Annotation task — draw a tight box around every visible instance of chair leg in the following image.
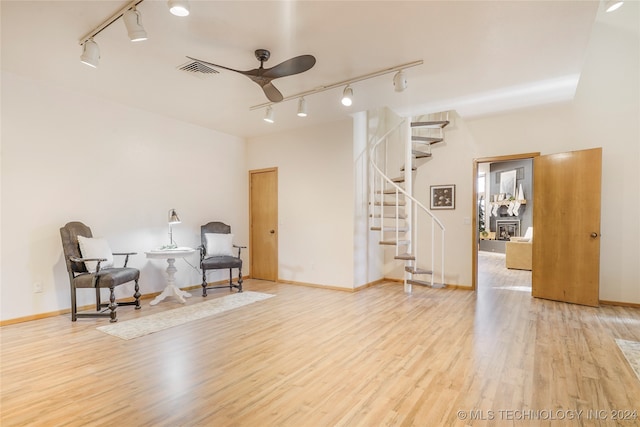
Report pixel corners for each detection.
[228,269,233,290]
[202,270,208,297]
[71,286,78,322]
[108,287,117,323]
[133,279,141,309]
[237,266,243,293]
[95,287,101,311]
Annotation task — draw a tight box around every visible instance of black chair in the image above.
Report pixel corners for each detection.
[199,222,245,296]
[60,221,141,322]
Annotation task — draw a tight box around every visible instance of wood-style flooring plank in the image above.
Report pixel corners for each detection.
[1,252,639,426]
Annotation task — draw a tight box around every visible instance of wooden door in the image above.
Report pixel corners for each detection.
[249,168,278,281]
[532,148,602,306]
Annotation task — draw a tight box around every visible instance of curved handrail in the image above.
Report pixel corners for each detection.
[370,120,446,230]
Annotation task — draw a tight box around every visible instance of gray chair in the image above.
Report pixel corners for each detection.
[199,222,245,296]
[60,221,141,322]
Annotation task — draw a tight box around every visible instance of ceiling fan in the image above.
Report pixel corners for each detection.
[187,49,316,103]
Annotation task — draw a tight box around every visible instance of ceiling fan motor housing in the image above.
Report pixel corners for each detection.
[255,49,271,63]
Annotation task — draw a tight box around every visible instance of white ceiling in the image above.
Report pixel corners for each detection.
[1,0,603,138]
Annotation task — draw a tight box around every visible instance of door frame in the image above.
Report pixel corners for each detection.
[249,167,278,281]
[471,152,540,290]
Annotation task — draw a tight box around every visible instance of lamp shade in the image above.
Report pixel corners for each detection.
[123,7,148,41]
[168,209,181,224]
[168,0,190,16]
[80,39,100,68]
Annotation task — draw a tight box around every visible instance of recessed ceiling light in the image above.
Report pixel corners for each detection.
[605,0,623,12]
[168,0,190,17]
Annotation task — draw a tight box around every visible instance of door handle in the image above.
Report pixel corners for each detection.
[590,232,598,238]
[270,229,275,234]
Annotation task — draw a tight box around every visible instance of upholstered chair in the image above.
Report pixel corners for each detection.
[199,222,245,296]
[505,227,533,270]
[60,221,141,322]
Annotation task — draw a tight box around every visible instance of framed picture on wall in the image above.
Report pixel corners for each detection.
[499,170,517,197]
[430,185,456,209]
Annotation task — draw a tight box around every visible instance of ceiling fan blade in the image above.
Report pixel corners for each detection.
[262,55,316,79]
[262,82,284,103]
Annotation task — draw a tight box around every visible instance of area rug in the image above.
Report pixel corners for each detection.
[97,291,274,340]
[616,339,640,382]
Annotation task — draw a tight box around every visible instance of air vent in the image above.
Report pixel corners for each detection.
[177,60,219,78]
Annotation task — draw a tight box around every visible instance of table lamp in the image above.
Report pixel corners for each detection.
[167,208,181,249]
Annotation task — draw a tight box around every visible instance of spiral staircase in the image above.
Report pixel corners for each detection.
[369,112,449,291]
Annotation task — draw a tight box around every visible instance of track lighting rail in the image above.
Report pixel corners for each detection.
[249,59,423,111]
[79,0,144,45]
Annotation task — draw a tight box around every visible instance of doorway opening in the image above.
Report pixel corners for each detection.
[472,153,539,291]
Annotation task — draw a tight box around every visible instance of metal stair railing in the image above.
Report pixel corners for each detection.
[370,123,404,257]
[370,118,446,288]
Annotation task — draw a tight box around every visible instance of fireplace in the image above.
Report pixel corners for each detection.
[496,219,520,240]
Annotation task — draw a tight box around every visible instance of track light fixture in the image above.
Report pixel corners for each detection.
[79,0,145,67]
[341,86,354,107]
[250,59,423,118]
[168,0,190,16]
[393,70,407,92]
[80,39,100,68]
[79,0,185,68]
[604,0,623,12]
[264,106,275,123]
[297,97,308,117]
[123,6,148,41]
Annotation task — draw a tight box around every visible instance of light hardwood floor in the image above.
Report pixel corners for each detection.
[1,252,639,426]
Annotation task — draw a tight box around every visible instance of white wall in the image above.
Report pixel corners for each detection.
[246,119,354,289]
[1,72,248,321]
